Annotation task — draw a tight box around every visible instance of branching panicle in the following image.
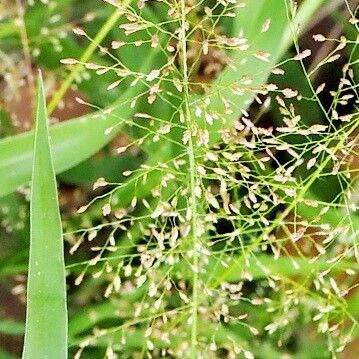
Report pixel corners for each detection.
[31,0,359,357]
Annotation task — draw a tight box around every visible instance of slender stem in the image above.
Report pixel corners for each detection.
[279,0,326,56]
[16,0,35,119]
[179,0,199,356]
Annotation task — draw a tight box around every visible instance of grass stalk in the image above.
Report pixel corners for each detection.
[179,0,199,356]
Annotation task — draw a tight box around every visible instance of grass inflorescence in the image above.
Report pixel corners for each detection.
[0,0,359,358]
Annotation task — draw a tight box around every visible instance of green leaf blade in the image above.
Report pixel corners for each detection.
[22,73,68,359]
[0,105,122,198]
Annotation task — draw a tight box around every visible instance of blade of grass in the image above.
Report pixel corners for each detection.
[0,106,122,198]
[22,73,67,359]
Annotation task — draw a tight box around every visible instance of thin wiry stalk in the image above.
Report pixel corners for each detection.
[15,0,35,102]
[179,0,199,355]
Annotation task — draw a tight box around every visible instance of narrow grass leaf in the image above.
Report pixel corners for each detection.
[22,74,67,359]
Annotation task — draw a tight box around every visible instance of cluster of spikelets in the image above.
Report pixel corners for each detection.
[54,0,359,358]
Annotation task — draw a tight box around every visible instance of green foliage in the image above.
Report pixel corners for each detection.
[0,0,358,358]
[0,0,324,198]
[22,74,67,359]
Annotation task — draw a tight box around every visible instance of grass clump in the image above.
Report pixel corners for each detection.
[0,0,358,358]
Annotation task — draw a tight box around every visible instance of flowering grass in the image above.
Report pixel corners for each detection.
[0,0,358,358]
